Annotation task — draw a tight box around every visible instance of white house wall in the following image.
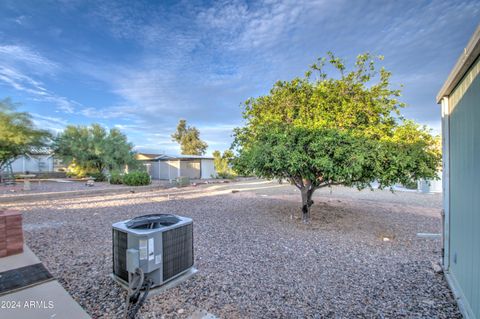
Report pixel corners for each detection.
[201,159,216,179]
[167,160,180,180]
[10,155,54,173]
[179,160,201,179]
[10,157,24,172]
[159,161,169,180]
[151,158,216,180]
[151,161,160,179]
[444,58,480,319]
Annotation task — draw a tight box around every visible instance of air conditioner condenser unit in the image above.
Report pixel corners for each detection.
[112,214,195,289]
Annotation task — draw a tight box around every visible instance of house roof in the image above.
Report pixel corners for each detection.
[136,153,214,161]
[135,153,162,160]
[28,147,53,155]
[437,24,480,103]
[155,154,214,160]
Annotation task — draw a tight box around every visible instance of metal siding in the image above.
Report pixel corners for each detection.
[474,105,480,318]
[159,161,169,180]
[442,97,450,270]
[449,69,480,319]
[179,160,201,179]
[10,157,24,172]
[200,159,216,179]
[166,160,180,180]
[10,155,54,173]
[442,97,450,269]
[24,157,36,172]
[151,161,160,179]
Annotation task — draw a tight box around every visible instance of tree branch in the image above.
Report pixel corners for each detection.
[290,176,304,189]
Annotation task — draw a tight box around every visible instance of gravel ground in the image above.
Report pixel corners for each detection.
[0,180,170,196]
[3,180,460,318]
[0,179,234,197]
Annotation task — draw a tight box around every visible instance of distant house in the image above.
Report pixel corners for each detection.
[136,153,216,180]
[417,178,442,193]
[10,148,63,173]
[437,25,480,319]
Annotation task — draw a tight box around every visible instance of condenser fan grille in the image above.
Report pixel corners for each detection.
[162,223,194,281]
[112,229,129,282]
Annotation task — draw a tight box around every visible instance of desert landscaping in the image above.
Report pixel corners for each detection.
[1,180,460,318]
[1,3,479,318]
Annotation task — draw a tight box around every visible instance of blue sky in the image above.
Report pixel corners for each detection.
[0,0,478,154]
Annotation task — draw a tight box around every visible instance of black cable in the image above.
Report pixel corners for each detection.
[124,269,144,319]
[128,278,154,319]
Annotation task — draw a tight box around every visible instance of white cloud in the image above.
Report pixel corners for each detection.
[0,66,77,113]
[422,120,441,136]
[30,113,67,133]
[197,0,329,50]
[0,45,80,113]
[80,105,141,120]
[0,66,47,93]
[0,45,58,74]
[14,15,27,26]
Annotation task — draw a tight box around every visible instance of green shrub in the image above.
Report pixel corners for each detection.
[123,171,151,186]
[66,171,79,178]
[66,162,89,178]
[89,172,107,182]
[109,171,124,184]
[402,179,418,190]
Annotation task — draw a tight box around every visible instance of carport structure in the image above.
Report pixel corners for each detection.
[136,153,216,180]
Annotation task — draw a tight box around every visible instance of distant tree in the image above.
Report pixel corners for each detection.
[0,98,51,172]
[213,149,236,178]
[54,124,137,176]
[171,119,208,155]
[232,53,441,222]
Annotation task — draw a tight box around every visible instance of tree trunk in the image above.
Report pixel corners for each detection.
[290,177,317,222]
[300,187,315,223]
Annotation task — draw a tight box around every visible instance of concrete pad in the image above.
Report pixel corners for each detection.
[111,267,198,297]
[0,246,39,272]
[0,280,90,319]
[148,268,198,297]
[0,245,90,318]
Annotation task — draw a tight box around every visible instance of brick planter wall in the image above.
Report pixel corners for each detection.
[0,210,23,257]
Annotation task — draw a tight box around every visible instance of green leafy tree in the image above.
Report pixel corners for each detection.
[213,149,236,178]
[0,98,51,172]
[171,119,208,155]
[232,53,440,222]
[54,124,137,176]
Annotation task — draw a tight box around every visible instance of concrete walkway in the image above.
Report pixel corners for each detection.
[0,246,90,319]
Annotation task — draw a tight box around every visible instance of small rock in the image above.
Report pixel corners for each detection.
[431,261,443,273]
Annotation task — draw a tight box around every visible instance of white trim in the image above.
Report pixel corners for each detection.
[177,160,181,177]
[444,271,476,319]
[441,97,451,270]
[153,154,214,160]
[168,161,171,180]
